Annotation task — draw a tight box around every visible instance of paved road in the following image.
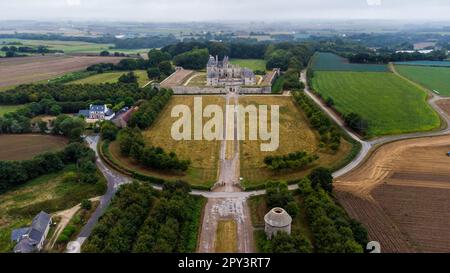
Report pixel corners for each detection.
[67,135,131,253]
[198,92,254,253]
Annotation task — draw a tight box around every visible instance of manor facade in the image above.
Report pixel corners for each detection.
[206,55,256,87]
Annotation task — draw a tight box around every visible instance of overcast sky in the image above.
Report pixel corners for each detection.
[1,0,450,22]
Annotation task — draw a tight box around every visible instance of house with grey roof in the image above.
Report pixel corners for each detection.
[12,211,52,253]
[78,104,115,121]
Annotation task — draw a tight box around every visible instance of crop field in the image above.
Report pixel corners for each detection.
[394,60,450,67]
[0,105,24,116]
[109,95,225,187]
[395,65,450,96]
[311,71,440,137]
[335,135,450,253]
[230,59,267,71]
[0,55,124,90]
[0,165,106,252]
[239,96,352,186]
[0,134,68,161]
[311,52,388,72]
[69,70,150,86]
[0,38,151,55]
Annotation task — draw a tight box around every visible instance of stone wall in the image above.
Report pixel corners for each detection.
[171,85,272,95]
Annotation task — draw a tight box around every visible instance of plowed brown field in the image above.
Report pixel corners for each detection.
[335,135,450,253]
[0,55,124,89]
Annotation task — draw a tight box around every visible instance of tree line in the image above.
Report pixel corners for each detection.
[0,142,98,194]
[264,151,319,171]
[348,50,447,64]
[0,83,156,106]
[297,176,368,253]
[293,91,342,152]
[117,127,190,172]
[83,181,204,253]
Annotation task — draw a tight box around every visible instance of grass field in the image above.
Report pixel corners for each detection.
[239,96,352,186]
[0,105,24,116]
[0,165,106,252]
[230,59,267,71]
[109,96,224,187]
[185,72,206,87]
[69,70,150,86]
[312,71,441,137]
[395,65,450,96]
[0,134,68,161]
[0,38,150,55]
[215,220,238,253]
[311,52,388,72]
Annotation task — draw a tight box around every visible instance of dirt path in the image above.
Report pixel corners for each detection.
[198,92,254,253]
[48,197,101,249]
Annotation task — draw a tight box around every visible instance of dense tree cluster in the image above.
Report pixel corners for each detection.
[344,112,368,136]
[348,50,447,64]
[118,128,190,172]
[308,167,334,193]
[52,115,87,142]
[0,83,155,106]
[118,72,138,84]
[0,33,179,50]
[162,41,268,60]
[264,151,318,171]
[265,181,299,217]
[83,181,203,253]
[128,89,173,130]
[297,178,367,253]
[293,91,341,151]
[173,48,210,70]
[0,142,98,194]
[259,232,313,253]
[265,43,315,71]
[0,100,84,137]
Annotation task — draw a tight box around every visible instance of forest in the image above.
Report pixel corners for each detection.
[82,181,204,253]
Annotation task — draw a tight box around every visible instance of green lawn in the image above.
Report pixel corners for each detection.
[230,59,267,71]
[69,70,150,87]
[0,105,24,116]
[395,65,450,97]
[0,165,106,252]
[312,71,440,137]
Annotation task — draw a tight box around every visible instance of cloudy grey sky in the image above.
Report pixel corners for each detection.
[1,0,450,22]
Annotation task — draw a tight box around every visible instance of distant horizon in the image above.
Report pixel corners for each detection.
[1,0,450,22]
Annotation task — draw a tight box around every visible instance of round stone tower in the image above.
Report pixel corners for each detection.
[264,207,292,239]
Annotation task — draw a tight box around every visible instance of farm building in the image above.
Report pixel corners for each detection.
[264,207,292,239]
[12,211,52,253]
[78,104,115,121]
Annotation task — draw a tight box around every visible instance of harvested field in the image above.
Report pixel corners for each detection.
[0,56,124,89]
[239,96,352,186]
[0,134,68,161]
[335,135,450,253]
